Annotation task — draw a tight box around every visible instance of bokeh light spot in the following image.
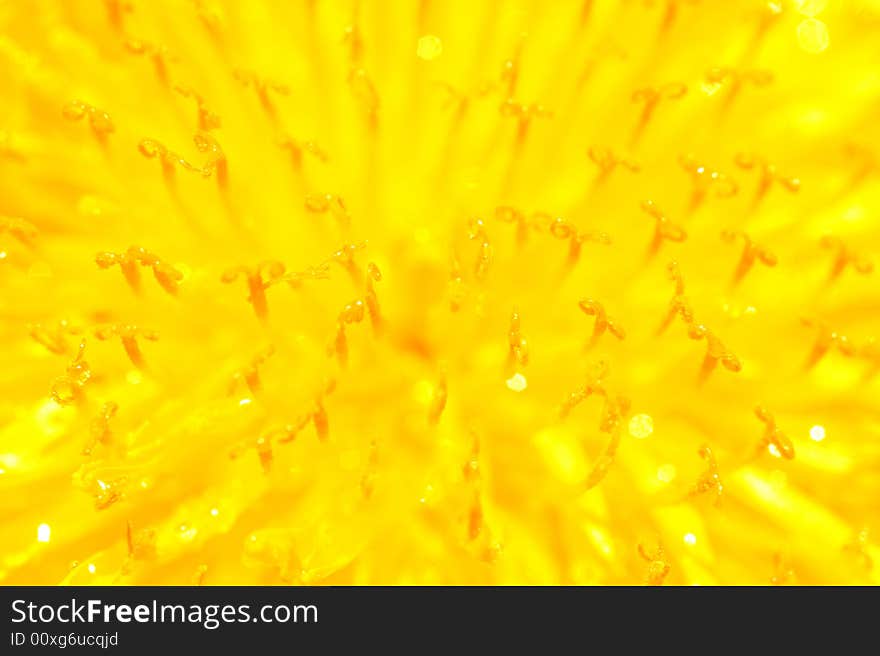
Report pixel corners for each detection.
[629,414,654,439]
[417,35,443,61]
[797,18,829,53]
[506,372,527,392]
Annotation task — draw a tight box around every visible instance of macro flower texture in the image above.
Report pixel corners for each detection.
[0,0,878,586]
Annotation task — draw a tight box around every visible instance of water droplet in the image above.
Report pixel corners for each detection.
[417,35,443,61]
[657,464,677,483]
[506,372,527,392]
[797,18,829,53]
[628,413,654,439]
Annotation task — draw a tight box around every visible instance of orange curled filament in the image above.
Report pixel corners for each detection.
[125,521,157,565]
[638,542,671,586]
[342,20,379,127]
[468,217,493,280]
[270,261,331,290]
[329,241,368,286]
[125,38,175,85]
[312,397,330,442]
[279,135,329,170]
[640,200,686,257]
[584,432,620,490]
[236,401,329,472]
[263,430,293,469]
[734,153,800,204]
[579,298,625,347]
[499,37,525,98]
[436,81,481,119]
[658,261,739,382]
[332,299,367,367]
[690,444,724,506]
[467,489,486,544]
[507,307,529,369]
[679,154,738,212]
[365,262,382,332]
[754,406,794,460]
[50,340,91,405]
[229,346,275,397]
[174,85,221,131]
[721,230,777,286]
[842,529,873,571]
[272,417,312,446]
[343,20,365,65]
[221,261,286,320]
[93,476,127,510]
[342,19,379,120]
[600,394,631,435]
[771,552,796,586]
[751,1,785,48]
[428,374,448,425]
[657,261,695,334]
[94,324,159,370]
[193,132,227,187]
[0,215,38,248]
[801,318,857,370]
[348,68,380,126]
[462,433,480,483]
[233,69,290,116]
[821,236,874,282]
[688,323,742,382]
[448,255,466,312]
[584,395,630,490]
[705,67,773,109]
[192,565,208,586]
[630,82,686,144]
[495,206,532,247]
[104,0,133,32]
[588,146,640,181]
[340,298,366,324]
[548,216,611,271]
[84,402,119,456]
[654,0,699,32]
[62,100,114,141]
[499,99,552,143]
[304,382,334,443]
[558,359,610,419]
[192,0,223,34]
[305,193,351,229]
[138,138,210,180]
[462,435,500,561]
[95,246,183,296]
[29,319,82,355]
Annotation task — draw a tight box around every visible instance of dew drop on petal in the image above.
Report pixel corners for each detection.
[417,35,443,61]
[797,18,829,53]
[629,414,653,439]
[506,372,527,392]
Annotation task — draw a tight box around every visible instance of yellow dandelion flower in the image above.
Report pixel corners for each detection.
[0,0,878,586]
